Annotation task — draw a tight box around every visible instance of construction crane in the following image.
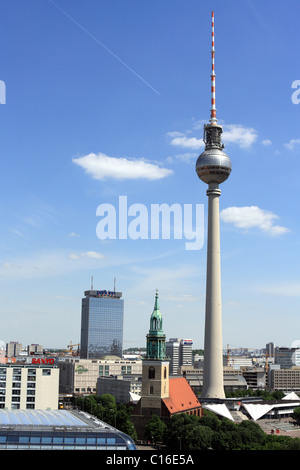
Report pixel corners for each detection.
[67,341,80,356]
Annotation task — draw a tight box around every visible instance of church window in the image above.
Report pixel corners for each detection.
[149,366,155,379]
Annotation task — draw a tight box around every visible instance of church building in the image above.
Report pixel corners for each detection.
[132,292,202,436]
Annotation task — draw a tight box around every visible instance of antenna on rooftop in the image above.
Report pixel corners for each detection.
[91,276,93,290]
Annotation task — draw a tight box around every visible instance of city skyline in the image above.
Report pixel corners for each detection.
[0,1,300,350]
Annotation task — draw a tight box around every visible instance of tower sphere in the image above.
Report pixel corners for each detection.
[196,123,231,185]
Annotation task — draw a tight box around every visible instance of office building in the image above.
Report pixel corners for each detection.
[28,344,43,355]
[166,338,193,375]
[275,347,300,369]
[266,342,275,358]
[58,357,142,395]
[80,289,124,359]
[6,342,22,358]
[0,361,59,410]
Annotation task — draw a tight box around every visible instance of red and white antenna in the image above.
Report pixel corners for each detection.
[210,11,217,124]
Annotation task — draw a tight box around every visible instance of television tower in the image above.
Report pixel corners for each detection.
[196,11,231,399]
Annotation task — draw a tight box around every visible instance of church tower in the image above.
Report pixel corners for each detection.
[139,291,169,416]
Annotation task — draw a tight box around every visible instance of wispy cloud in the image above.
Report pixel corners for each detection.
[69,251,104,260]
[73,153,173,181]
[221,124,257,148]
[259,282,300,297]
[167,123,258,153]
[220,206,289,236]
[0,250,105,280]
[284,139,300,150]
[167,133,204,151]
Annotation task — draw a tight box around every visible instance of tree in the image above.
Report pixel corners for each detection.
[145,415,167,443]
[238,420,266,450]
[292,407,300,424]
[164,413,197,450]
[184,423,214,450]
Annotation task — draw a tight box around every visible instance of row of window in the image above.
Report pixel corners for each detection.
[0,434,124,445]
[0,404,35,409]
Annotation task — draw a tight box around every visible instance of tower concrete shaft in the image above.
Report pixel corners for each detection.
[201,182,225,399]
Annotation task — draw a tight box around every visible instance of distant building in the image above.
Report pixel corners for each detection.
[166,338,193,375]
[80,289,124,359]
[97,375,142,404]
[269,367,300,392]
[266,342,275,358]
[6,342,22,358]
[275,347,300,369]
[28,344,43,355]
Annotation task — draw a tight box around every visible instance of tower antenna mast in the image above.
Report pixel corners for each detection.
[210,11,217,124]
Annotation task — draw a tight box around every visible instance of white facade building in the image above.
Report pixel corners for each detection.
[0,362,59,410]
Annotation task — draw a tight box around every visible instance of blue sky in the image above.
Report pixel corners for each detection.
[0,0,299,351]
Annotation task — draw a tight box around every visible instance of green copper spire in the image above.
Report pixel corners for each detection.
[149,290,163,334]
[145,290,167,360]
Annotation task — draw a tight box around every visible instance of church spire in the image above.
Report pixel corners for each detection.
[149,290,163,333]
[145,290,167,360]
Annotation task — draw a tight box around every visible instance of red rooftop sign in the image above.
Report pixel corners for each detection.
[31,358,55,365]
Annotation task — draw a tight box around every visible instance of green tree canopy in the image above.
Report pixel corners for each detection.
[145,415,167,443]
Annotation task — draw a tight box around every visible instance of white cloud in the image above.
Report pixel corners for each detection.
[168,135,204,151]
[72,153,173,181]
[220,206,289,236]
[262,139,272,146]
[222,124,258,148]
[69,251,104,260]
[166,123,257,152]
[284,139,300,150]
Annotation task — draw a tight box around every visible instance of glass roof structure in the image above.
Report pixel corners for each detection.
[0,409,87,427]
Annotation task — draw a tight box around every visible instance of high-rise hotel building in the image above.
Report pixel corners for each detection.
[80,289,124,359]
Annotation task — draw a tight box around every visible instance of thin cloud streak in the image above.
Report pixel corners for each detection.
[48,0,160,96]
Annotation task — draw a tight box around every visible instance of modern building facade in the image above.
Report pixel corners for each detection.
[0,362,59,410]
[269,367,300,391]
[80,289,124,359]
[166,338,193,375]
[275,347,300,369]
[58,357,142,395]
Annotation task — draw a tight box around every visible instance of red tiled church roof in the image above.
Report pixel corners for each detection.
[162,377,201,415]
